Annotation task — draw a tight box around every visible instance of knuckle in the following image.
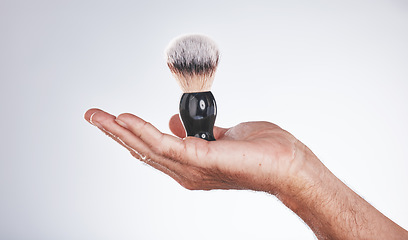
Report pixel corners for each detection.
[141,121,153,131]
[138,121,151,135]
[129,149,147,160]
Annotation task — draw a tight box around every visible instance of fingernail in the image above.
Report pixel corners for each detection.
[89,112,97,125]
[89,112,103,129]
[115,118,127,128]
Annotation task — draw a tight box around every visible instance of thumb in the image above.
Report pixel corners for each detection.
[169,114,186,138]
[169,114,229,140]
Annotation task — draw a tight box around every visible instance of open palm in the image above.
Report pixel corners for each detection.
[85,109,408,239]
[85,109,304,193]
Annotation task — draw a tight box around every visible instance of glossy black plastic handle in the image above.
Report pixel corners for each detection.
[179,91,217,141]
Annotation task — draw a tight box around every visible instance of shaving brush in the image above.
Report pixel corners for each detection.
[166,34,219,141]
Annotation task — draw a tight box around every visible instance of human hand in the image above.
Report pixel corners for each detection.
[84,108,321,194]
[85,108,408,239]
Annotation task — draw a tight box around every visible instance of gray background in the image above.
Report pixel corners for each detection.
[1,0,407,239]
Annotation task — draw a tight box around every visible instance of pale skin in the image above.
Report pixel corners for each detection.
[85,108,408,240]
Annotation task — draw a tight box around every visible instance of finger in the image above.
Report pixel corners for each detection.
[116,113,188,162]
[85,109,187,175]
[118,113,228,175]
[85,109,151,159]
[84,108,103,125]
[169,113,229,140]
[169,114,186,138]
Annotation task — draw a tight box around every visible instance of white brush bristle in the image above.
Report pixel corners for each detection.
[166,34,219,93]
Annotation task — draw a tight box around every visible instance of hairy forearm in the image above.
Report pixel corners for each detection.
[273,144,408,240]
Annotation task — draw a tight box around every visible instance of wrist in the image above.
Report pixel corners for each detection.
[273,141,328,200]
[263,140,408,239]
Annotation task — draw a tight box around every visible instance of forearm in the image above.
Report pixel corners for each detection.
[274,144,408,240]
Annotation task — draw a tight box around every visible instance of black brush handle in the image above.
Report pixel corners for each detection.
[179,91,217,141]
